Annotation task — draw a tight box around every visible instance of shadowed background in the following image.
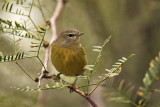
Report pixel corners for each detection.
[0,0,160,107]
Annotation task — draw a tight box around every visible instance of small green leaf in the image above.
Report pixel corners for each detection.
[39,26,46,31]
[149,67,157,79]
[15,21,21,28]
[45,84,50,88]
[29,50,37,52]
[55,82,59,88]
[139,87,146,92]
[112,64,119,67]
[21,0,23,5]
[2,2,6,10]
[11,55,14,60]
[93,46,102,49]
[22,52,24,58]
[122,57,127,61]
[15,52,19,60]
[8,55,10,61]
[85,65,94,67]
[20,89,24,91]
[25,33,28,37]
[105,69,110,72]
[16,9,18,13]
[6,2,9,11]
[16,0,19,4]
[26,89,29,92]
[108,73,119,77]
[9,3,13,12]
[19,9,21,14]
[143,73,152,88]
[31,89,34,92]
[118,59,125,63]
[109,97,131,103]
[16,88,20,90]
[37,89,41,92]
[85,66,93,71]
[18,53,21,59]
[92,49,101,52]
[26,86,30,89]
[115,62,122,65]
[4,55,6,61]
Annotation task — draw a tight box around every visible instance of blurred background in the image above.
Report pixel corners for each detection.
[0,0,160,107]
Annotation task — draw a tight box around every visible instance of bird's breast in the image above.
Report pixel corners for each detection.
[51,44,87,76]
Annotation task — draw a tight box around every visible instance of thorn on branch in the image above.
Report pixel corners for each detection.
[35,70,52,83]
[43,41,49,48]
[43,69,49,73]
[35,70,61,83]
[40,70,53,79]
[46,20,50,26]
[42,73,53,79]
[34,77,39,82]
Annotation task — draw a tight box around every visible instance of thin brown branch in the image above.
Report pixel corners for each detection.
[89,78,107,95]
[50,0,63,45]
[89,82,101,95]
[37,0,64,87]
[86,96,98,107]
[69,85,98,107]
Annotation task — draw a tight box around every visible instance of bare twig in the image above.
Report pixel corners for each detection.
[89,80,105,95]
[37,0,47,22]
[69,85,98,107]
[37,0,64,87]
[15,62,34,81]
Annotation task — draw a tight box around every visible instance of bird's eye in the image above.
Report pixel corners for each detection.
[68,34,74,37]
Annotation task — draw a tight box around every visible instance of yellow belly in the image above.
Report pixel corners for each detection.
[51,44,87,76]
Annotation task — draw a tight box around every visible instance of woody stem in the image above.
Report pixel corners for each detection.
[69,85,98,107]
[37,0,64,87]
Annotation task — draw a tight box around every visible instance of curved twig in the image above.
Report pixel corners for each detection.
[37,0,64,87]
[69,85,98,107]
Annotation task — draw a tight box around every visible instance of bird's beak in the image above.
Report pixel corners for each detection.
[78,32,84,36]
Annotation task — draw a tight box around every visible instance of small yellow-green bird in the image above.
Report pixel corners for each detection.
[51,29,88,76]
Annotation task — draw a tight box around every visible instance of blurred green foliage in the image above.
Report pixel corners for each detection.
[0,0,160,107]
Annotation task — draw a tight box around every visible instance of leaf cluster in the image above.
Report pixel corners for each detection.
[0,52,24,62]
[103,52,160,107]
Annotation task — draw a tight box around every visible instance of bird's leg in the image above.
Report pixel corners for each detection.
[69,76,78,93]
[56,73,62,79]
[51,73,62,81]
[74,76,78,84]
